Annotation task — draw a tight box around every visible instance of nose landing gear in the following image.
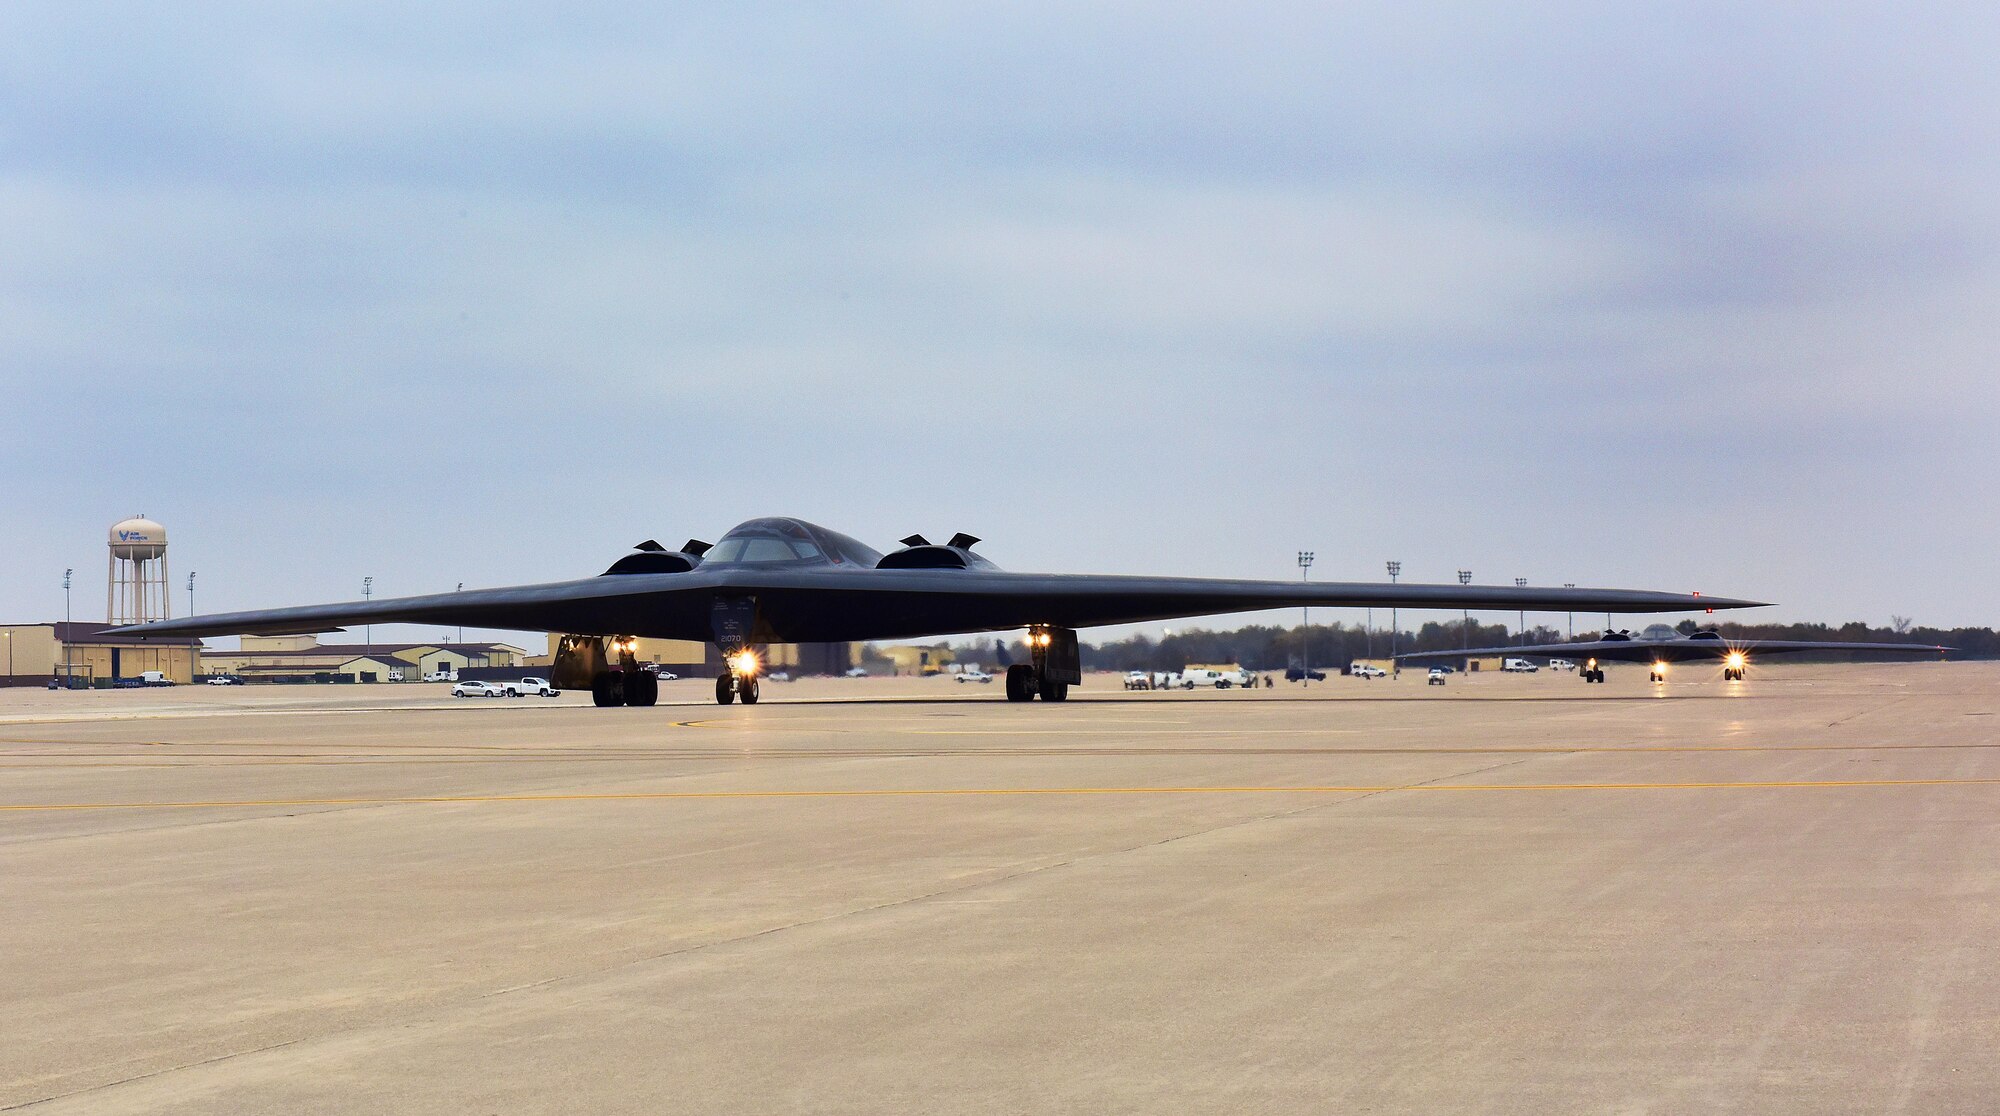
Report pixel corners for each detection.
[715,650,760,705]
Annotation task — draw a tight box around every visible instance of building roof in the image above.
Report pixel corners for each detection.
[51,622,203,647]
[212,643,519,659]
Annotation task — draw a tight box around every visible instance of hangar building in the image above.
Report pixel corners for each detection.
[0,622,203,686]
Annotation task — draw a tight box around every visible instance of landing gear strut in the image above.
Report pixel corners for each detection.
[1004,625,1081,702]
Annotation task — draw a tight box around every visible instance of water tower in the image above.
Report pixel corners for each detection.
[108,516,170,624]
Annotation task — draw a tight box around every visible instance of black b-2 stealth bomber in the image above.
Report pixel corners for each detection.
[117,516,1767,705]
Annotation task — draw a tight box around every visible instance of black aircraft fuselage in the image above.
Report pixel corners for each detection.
[115,516,1767,705]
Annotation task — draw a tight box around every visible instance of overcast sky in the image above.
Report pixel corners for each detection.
[4,1,1997,645]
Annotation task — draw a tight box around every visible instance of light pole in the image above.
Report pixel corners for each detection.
[1386,560,1401,672]
[5,630,12,681]
[1564,584,1576,641]
[1515,578,1527,645]
[187,571,196,618]
[1458,570,1473,653]
[456,582,463,644]
[63,569,73,686]
[1298,551,1315,684]
[363,576,374,654]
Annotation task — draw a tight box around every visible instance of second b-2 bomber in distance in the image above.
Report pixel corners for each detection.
[118,517,1768,706]
[1396,623,1950,683]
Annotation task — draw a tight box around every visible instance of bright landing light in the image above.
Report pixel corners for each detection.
[729,651,759,676]
[1726,652,1746,669]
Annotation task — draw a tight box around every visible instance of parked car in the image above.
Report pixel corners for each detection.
[1502,658,1539,673]
[1428,668,1448,685]
[843,667,870,678]
[1285,667,1327,683]
[1350,664,1387,679]
[503,677,560,697]
[1547,658,1576,671]
[641,664,678,681]
[386,669,405,682]
[767,671,791,682]
[452,681,507,698]
[1429,664,1457,674]
[1124,671,1153,690]
[204,676,244,686]
[138,670,175,686]
[422,671,458,683]
[956,669,993,683]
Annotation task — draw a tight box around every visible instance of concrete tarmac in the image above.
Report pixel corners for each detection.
[2,662,1995,1113]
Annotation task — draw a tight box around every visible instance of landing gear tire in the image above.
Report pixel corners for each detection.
[1005,664,1036,702]
[740,677,760,705]
[592,671,624,707]
[1037,677,1069,702]
[626,670,658,707]
[715,673,735,705]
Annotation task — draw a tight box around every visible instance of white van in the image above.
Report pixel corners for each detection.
[1502,658,1539,673]
[1180,669,1229,688]
[1547,658,1576,671]
[139,671,174,686]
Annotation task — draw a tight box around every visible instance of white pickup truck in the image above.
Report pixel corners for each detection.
[503,677,561,697]
[1502,658,1539,673]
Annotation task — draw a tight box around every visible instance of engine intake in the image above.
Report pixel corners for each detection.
[601,539,703,575]
[875,531,996,571]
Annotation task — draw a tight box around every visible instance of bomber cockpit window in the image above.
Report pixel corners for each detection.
[739,538,796,563]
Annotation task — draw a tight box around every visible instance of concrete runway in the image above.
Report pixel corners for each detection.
[3,662,1995,1113]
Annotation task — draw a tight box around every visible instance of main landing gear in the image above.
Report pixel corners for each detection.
[1004,625,1081,702]
[1723,667,1745,682]
[550,635,658,707]
[1580,659,1605,683]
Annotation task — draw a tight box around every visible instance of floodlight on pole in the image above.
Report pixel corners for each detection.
[363,576,374,655]
[1298,551,1315,684]
[1458,569,1473,652]
[1386,560,1401,670]
[1515,578,1527,645]
[63,568,73,686]
[187,571,196,619]
[456,582,464,644]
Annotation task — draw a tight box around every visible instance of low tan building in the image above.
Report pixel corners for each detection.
[881,645,953,675]
[202,636,527,683]
[0,622,202,686]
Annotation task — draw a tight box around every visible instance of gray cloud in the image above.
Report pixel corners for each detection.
[4,1,1997,638]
